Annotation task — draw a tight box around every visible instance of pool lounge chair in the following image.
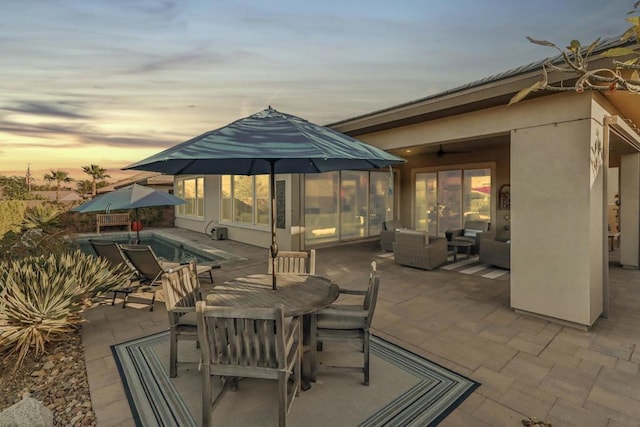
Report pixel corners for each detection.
[89,239,148,310]
[120,243,217,284]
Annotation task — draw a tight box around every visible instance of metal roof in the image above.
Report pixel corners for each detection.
[329,35,637,127]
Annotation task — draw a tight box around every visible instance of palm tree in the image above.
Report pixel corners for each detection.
[43,170,73,201]
[82,164,110,198]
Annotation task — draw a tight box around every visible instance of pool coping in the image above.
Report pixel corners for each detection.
[71,229,247,265]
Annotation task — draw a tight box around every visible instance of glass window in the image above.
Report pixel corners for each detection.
[304,170,395,245]
[233,176,253,223]
[341,171,368,239]
[176,176,204,218]
[464,169,491,222]
[305,172,339,244]
[221,176,231,221]
[414,167,491,235]
[369,171,391,236]
[220,174,270,226]
[255,175,270,226]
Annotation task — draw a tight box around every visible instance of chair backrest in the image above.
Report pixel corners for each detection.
[382,220,403,231]
[161,263,200,313]
[364,261,377,311]
[364,275,380,329]
[463,220,490,233]
[394,230,428,248]
[267,250,316,275]
[89,239,132,271]
[196,301,287,371]
[120,244,164,284]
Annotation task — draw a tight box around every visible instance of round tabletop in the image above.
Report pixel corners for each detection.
[206,273,340,317]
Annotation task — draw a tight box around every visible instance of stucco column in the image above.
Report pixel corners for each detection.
[510,119,604,328]
[620,153,640,269]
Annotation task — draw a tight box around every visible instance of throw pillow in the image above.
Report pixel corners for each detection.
[463,228,483,238]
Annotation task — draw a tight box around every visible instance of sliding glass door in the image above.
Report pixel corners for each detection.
[304,170,395,245]
[415,168,491,235]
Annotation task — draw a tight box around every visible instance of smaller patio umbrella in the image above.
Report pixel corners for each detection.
[72,184,185,243]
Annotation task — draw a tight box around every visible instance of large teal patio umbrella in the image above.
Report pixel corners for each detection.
[124,107,405,288]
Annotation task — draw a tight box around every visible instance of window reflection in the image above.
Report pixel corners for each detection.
[304,170,395,245]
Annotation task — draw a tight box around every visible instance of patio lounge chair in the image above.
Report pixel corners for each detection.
[161,263,201,378]
[120,243,217,284]
[197,301,302,427]
[315,261,380,385]
[267,250,316,275]
[89,239,147,309]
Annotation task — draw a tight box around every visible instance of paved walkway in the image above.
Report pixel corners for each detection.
[82,229,640,426]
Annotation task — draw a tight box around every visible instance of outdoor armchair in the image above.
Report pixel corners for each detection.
[445,220,490,254]
[392,230,448,271]
[479,231,510,270]
[380,220,404,252]
[196,302,302,427]
[315,261,379,385]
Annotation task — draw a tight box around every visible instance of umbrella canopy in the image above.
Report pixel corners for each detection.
[124,107,405,288]
[72,184,185,213]
[124,107,404,175]
[72,184,185,243]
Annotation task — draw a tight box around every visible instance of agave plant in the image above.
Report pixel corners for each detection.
[0,249,131,368]
[22,204,62,232]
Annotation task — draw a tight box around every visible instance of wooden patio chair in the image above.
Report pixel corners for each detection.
[267,250,316,275]
[89,239,147,309]
[315,261,380,385]
[161,263,201,378]
[196,301,302,427]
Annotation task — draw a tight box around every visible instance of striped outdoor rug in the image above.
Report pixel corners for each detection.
[376,252,509,280]
[112,331,479,427]
[440,255,510,280]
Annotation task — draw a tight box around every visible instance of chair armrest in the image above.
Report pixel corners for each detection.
[445,228,463,240]
[171,307,195,314]
[339,288,367,296]
[324,309,368,319]
[285,316,302,352]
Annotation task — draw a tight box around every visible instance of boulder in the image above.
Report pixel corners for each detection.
[0,397,53,427]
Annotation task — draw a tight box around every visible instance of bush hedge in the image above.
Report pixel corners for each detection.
[0,201,27,238]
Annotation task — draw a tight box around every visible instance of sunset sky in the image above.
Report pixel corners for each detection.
[0,0,633,183]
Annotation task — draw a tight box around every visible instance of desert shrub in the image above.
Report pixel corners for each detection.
[0,200,27,238]
[0,250,131,368]
[21,204,61,232]
[0,227,71,263]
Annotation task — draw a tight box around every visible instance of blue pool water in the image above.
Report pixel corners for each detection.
[78,236,219,264]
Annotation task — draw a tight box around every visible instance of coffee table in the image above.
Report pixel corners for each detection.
[447,240,473,262]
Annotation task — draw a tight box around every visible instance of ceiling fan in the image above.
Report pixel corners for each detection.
[435,144,471,158]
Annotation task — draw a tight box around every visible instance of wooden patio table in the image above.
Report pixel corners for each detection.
[205,273,340,389]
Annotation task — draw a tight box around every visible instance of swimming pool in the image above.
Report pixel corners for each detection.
[77,236,221,264]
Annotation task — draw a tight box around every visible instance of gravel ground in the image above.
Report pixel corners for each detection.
[0,327,96,426]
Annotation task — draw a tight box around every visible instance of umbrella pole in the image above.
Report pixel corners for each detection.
[270,160,278,290]
[135,208,141,244]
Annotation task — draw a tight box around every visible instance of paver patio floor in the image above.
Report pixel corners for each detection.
[81,229,640,426]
